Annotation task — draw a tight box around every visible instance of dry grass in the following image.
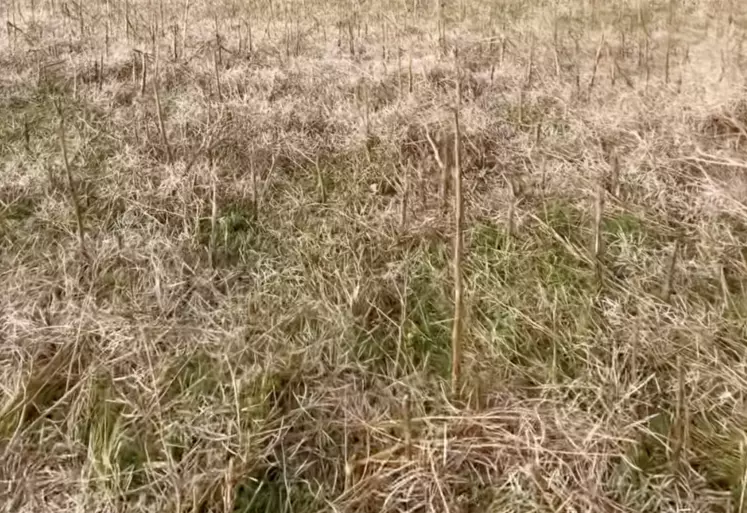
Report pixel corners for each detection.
[2,0,747,511]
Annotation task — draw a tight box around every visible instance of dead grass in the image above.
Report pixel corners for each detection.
[2,0,747,511]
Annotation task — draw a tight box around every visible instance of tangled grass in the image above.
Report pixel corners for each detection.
[2,0,747,511]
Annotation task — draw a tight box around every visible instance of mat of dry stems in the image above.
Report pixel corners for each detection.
[2,0,747,512]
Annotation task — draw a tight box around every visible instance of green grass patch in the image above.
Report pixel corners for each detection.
[163,349,227,401]
[351,241,452,379]
[469,215,596,384]
[232,468,320,513]
[195,200,284,266]
[80,375,152,495]
[602,211,665,257]
[0,197,35,223]
[542,201,587,242]
[688,418,747,498]
[622,411,747,504]
[404,253,453,378]
[604,212,645,238]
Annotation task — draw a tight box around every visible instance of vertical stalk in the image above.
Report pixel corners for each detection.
[153,51,173,163]
[57,105,87,257]
[450,51,464,396]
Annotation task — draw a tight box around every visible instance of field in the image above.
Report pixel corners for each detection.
[2,0,747,511]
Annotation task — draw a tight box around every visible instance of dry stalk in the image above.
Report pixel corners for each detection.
[343,460,353,493]
[395,254,410,369]
[451,54,464,396]
[630,320,640,385]
[417,160,426,208]
[588,35,606,94]
[530,465,560,511]
[678,44,689,92]
[172,24,179,61]
[381,17,388,63]
[671,355,688,472]
[336,17,342,49]
[125,0,130,42]
[507,196,516,240]
[397,47,402,98]
[105,7,110,57]
[362,80,370,136]
[437,0,445,56]
[637,0,645,68]
[590,0,598,25]
[661,237,680,303]
[665,0,675,84]
[78,0,84,37]
[140,51,147,96]
[98,54,104,91]
[131,51,137,84]
[23,116,30,153]
[214,14,222,66]
[250,153,258,220]
[214,47,222,101]
[679,356,689,453]
[315,156,326,204]
[257,154,278,208]
[539,156,548,208]
[402,393,412,461]
[294,17,301,57]
[57,105,86,257]
[400,159,409,229]
[72,59,78,100]
[719,263,731,308]
[552,10,561,76]
[236,19,243,54]
[223,457,235,513]
[182,0,191,56]
[342,399,355,493]
[593,179,605,260]
[606,43,616,86]
[593,178,605,284]
[284,15,290,59]
[613,54,635,88]
[644,26,651,88]
[153,59,173,164]
[506,177,516,239]
[574,36,581,96]
[362,81,371,161]
[408,49,413,94]
[6,18,15,52]
[718,47,728,83]
[248,17,253,54]
[347,19,355,56]
[8,0,16,50]
[425,128,448,212]
[525,33,535,88]
[209,168,218,268]
[207,90,219,166]
[609,150,621,197]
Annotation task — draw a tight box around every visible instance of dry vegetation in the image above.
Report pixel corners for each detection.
[2,0,747,511]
